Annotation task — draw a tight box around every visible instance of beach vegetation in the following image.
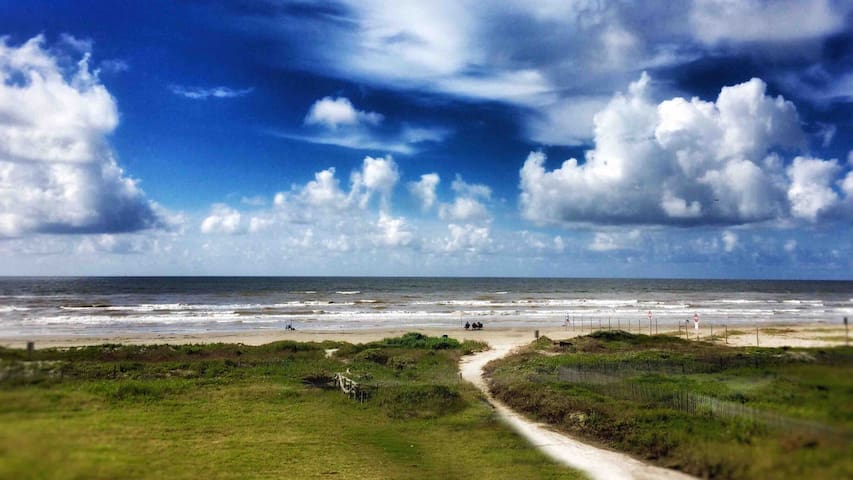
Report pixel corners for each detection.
[0,335,578,479]
[485,331,852,479]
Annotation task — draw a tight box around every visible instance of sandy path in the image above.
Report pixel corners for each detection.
[459,341,696,480]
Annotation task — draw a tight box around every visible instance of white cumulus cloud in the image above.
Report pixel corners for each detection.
[300,168,349,210]
[787,156,842,222]
[408,173,440,211]
[282,96,449,154]
[375,212,413,247]
[722,231,738,252]
[520,73,851,227]
[351,155,400,210]
[451,174,491,199]
[439,197,490,223]
[588,229,642,252]
[439,174,491,222]
[304,96,383,129]
[248,216,274,233]
[0,36,162,237]
[200,204,243,235]
[360,155,399,198]
[444,224,491,253]
[271,155,401,217]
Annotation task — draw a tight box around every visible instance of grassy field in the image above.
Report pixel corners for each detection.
[0,334,583,479]
[485,331,852,480]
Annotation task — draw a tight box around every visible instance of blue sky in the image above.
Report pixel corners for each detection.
[0,0,851,278]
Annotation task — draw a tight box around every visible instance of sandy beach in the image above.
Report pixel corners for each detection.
[1,322,847,350]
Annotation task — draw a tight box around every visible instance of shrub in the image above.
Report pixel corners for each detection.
[356,348,390,365]
[379,384,465,419]
[376,333,461,350]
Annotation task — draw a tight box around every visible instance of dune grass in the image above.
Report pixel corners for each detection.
[485,331,852,480]
[0,334,583,479]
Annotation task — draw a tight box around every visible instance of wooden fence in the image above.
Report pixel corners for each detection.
[333,372,369,402]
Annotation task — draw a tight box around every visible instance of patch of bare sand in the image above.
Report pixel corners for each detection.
[1,323,847,350]
[0,327,576,349]
[722,324,848,348]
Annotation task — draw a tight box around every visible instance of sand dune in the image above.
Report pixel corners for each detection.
[460,341,697,480]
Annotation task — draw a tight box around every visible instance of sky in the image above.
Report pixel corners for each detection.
[0,0,852,278]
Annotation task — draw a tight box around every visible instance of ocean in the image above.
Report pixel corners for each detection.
[0,277,851,338]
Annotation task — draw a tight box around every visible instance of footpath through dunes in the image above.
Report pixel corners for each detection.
[460,341,697,480]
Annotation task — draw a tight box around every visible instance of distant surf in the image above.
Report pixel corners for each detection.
[0,277,850,337]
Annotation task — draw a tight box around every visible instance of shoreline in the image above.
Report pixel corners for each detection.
[0,323,847,350]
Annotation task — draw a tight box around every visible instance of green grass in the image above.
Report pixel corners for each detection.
[485,331,852,480]
[0,334,583,480]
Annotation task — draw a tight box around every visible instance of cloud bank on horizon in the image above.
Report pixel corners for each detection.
[0,0,851,278]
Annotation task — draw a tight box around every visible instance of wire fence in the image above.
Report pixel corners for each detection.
[550,366,843,437]
[559,315,850,347]
[548,353,829,377]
